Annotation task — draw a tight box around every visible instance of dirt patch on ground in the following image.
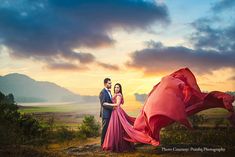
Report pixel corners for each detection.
[1,138,235,157]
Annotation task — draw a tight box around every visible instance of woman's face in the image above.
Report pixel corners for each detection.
[114,85,120,94]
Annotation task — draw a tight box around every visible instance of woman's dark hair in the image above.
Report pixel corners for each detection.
[114,83,123,95]
[104,78,111,84]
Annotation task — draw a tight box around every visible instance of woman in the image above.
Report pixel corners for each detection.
[102,83,159,152]
[102,83,134,152]
[102,68,235,152]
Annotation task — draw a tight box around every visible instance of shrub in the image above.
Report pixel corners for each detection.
[56,126,75,141]
[0,91,46,145]
[77,115,100,139]
[189,114,206,128]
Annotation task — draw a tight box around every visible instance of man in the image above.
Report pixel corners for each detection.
[99,78,116,146]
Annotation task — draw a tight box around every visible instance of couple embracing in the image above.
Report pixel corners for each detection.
[99,78,167,152]
[98,68,235,153]
[99,78,136,152]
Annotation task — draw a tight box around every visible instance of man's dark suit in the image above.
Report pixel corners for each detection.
[99,88,113,145]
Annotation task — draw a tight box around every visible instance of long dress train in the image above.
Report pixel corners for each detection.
[102,67,235,152]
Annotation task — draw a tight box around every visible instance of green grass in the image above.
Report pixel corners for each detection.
[19,103,100,113]
[198,108,229,116]
[18,103,234,129]
[20,106,63,113]
[5,103,235,157]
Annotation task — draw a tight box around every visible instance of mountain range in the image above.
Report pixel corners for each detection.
[0,73,98,103]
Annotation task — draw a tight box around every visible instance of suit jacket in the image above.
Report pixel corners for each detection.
[99,88,113,118]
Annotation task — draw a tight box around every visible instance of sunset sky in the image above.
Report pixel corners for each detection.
[0,0,234,102]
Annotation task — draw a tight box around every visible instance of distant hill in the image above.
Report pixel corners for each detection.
[134,93,147,103]
[0,73,98,103]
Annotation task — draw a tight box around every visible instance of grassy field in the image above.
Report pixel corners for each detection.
[19,102,100,113]
[18,101,234,127]
[18,101,142,128]
[2,102,232,157]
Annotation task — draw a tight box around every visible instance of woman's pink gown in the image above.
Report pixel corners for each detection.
[102,93,134,152]
[102,67,235,152]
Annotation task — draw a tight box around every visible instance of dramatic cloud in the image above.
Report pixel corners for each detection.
[0,0,169,70]
[46,62,88,71]
[228,76,235,81]
[59,51,95,64]
[190,18,235,53]
[190,0,235,53]
[126,41,235,75]
[126,1,235,76]
[211,0,235,12]
[97,62,120,71]
[45,60,120,71]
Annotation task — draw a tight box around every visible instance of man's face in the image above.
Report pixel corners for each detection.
[105,80,112,89]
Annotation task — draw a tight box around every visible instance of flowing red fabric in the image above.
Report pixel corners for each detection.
[102,68,235,152]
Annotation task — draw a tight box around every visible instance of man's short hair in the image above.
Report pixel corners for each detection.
[104,78,111,84]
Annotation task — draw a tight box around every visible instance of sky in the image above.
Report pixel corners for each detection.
[0,0,235,102]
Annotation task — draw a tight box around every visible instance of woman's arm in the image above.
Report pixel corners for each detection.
[103,95,122,107]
